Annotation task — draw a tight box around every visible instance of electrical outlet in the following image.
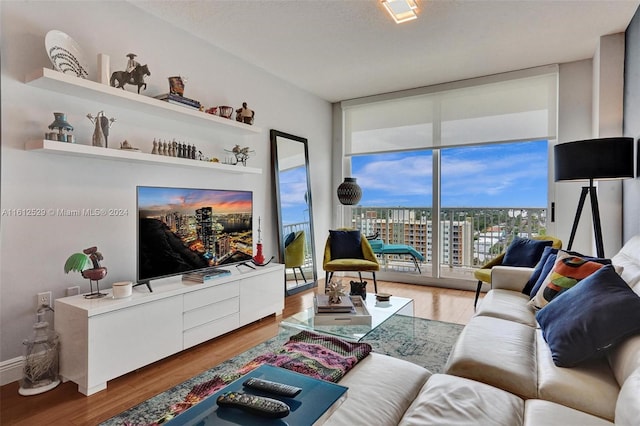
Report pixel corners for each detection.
[37,291,52,309]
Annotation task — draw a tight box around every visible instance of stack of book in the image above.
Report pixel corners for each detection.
[155,93,201,110]
[182,268,231,283]
[314,294,356,314]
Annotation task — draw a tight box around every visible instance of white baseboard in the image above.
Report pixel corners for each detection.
[0,356,24,386]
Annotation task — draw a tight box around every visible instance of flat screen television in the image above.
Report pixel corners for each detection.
[136,186,253,289]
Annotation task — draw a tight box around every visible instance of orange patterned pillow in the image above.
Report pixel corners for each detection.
[529,250,605,309]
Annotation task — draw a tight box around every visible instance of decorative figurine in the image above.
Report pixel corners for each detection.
[47,112,74,142]
[151,139,159,155]
[253,216,265,265]
[327,280,346,304]
[110,53,151,94]
[225,145,255,166]
[64,246,108,299]
[119,140,138,151]
[86,111,115,148]
[235,102,255,125]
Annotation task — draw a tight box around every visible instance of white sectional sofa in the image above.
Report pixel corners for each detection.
[325,236,640,425]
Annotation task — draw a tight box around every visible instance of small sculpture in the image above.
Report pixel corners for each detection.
[151,139,159,155]
[64,246,108,299]
[119,140,138,150]
[225,144,255,166]
[47,112,74,143]
[86,111,115,148]
[168,76,185,96]
[110,54,151,94]
[235,102,255,125]
[327,280,346,304]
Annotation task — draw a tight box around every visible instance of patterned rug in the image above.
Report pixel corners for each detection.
[101,316,463,425]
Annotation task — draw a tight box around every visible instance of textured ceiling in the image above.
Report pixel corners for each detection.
[130,0,639,103]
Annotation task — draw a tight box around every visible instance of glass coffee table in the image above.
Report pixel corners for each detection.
[281,293,414,341]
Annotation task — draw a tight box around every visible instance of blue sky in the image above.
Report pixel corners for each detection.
[351,140,548,208]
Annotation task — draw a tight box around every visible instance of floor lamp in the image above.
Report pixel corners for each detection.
[554,137,634,258]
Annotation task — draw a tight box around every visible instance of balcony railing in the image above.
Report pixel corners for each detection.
[350,206,548,278]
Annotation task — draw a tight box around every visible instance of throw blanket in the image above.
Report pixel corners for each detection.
[148,331,372,425]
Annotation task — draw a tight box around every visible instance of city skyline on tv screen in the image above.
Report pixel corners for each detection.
[137,186,253,282]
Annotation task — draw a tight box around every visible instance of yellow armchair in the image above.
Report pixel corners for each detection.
[284,231,306,283]
[323,229,380,293]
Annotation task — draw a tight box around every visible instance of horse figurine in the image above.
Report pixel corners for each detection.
[110,64,151,94]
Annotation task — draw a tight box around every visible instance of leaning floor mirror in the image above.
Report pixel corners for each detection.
[271,130,317,295]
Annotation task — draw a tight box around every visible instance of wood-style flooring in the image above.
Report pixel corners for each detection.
[0,281,479,425]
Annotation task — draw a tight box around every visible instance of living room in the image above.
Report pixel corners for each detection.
[2,1,640,424]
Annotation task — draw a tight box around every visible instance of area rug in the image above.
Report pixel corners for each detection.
[101,316,463,426]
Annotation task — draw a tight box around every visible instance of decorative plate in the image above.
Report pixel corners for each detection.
[45,30,88,78]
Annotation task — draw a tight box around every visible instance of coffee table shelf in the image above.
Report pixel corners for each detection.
[281,293,414,341]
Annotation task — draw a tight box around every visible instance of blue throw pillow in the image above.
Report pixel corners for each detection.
[523,246,557,295]
[284,232,296,247]
[502,236,553,268]
[329,230,363,259]
[536,265,640,367]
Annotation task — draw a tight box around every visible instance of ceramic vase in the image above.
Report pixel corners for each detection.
[337,177,362,205]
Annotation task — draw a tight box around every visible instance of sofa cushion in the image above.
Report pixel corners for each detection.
[399,374,524,426]
[529,250,605,309]
[615,367,640,426]
[474,289,537,327]
[536,265,640,368]
[536,329,620,421]
[326,353,430,426]
[329,229,363,259]
[503,236,553,268]
[445,316,537,399]
[611,234,640,292]
[608,333,640,388]
[524,399,613,426]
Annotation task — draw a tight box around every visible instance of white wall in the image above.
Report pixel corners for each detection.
[554,34,627,258]
[624,7,640,241]
[0,1,332,365]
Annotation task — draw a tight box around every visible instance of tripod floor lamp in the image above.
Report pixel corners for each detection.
[554,137,634,258]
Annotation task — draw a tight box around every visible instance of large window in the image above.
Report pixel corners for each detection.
[342,66,557,285]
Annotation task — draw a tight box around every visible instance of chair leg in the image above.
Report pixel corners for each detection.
[298,267,307,283]
[325,272,333,293]
[474,280,484,309]
[372,272,378,294]
[292,268,299,284]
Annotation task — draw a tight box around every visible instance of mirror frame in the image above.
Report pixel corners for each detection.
[270,130,318,295]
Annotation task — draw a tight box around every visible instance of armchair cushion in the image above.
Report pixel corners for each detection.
[329,230,363,259]
[502,236,553,268]
[536,265,640,367]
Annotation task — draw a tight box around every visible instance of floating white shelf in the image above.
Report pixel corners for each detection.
[26,139,262,174]
[25,68,262,136]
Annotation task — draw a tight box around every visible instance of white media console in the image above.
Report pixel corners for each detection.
[54,263,284,395]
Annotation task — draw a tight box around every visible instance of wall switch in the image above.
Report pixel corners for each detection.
[66,286,80,297]
[37,291,52,309]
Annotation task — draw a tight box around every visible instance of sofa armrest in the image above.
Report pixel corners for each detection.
[491,266,534,292]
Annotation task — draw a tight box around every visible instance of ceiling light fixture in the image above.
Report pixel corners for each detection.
[382,0,418,24]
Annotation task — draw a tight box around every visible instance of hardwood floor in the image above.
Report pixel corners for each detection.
[0,281,478,425]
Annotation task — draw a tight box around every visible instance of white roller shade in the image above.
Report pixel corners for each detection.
[344,67,557,155]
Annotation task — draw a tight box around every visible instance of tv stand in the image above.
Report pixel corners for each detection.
[133,281,153,292]
[54,262,284,395]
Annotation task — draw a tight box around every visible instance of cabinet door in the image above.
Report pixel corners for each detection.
[239,268,284,325]
[88,296,183,388]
